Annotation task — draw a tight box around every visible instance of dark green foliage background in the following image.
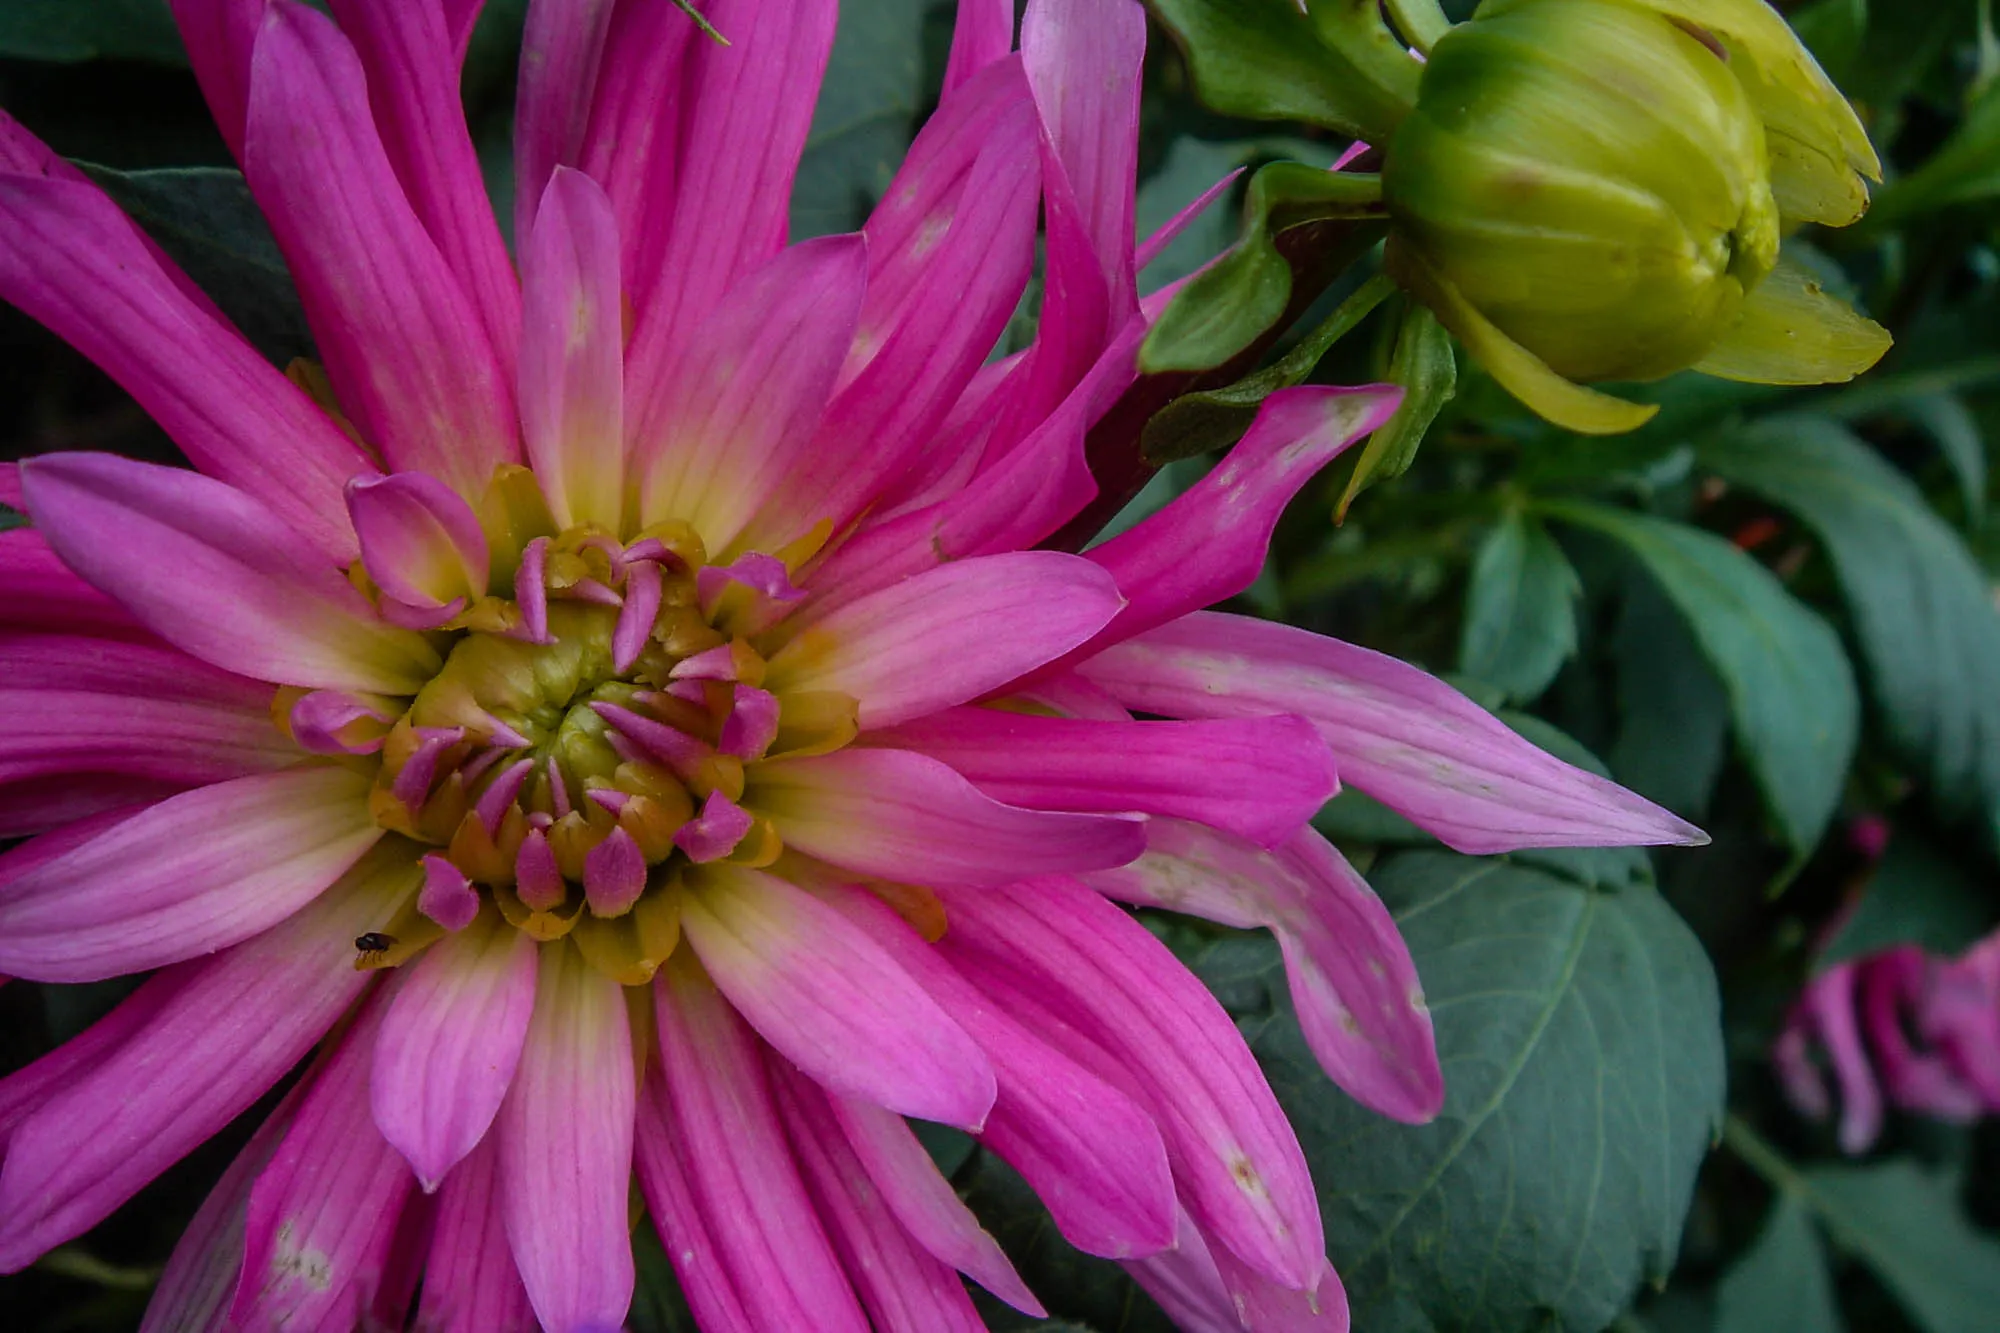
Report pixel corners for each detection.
[2,2,1998,1331]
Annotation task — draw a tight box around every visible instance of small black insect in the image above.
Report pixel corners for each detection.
[354,932,396,953]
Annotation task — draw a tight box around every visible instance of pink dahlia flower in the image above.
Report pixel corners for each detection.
[1776,928,2000,1155]
[0,0,1702,1329]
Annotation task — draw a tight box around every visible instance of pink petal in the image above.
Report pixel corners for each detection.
[1023,0,1145,321]
[1079,611,1709,854]
[1084,386,1403,650]
[0,775,183,842]
[246,0,517,495]
[521,167,626,532]
[944,0,1015,92]
[497,941,636,1333]
[138,1079,307,1333]
[372,911,539,1189]
[680,865,996,1129]
[417,1132,539,1333]
[582,826,647,916]
[232,984,416,1331]
[288,688,399,757]
[1087,820,1443,1124]
[1858,950,1984,1121]
[168,0,265,158]
[1925,932,2000,1105]
[827,1093,1044,1315]
[1128,1208,1349,1333]
[767,550,1126,728]
[631,234,868,555]
[720,686,782,760]
[0,632,298,786]
[817,882,1178,1257]
[751,747,1145,887]
[575,0,697,296]
[674,789,756,863]
[324,0,521,377]
[623,0,836,358]
[0,767,380,983]
[0,846,416,1267]
[637,956,871,1332]
[0,525,141,639]
[770,61,1040,541]
[800,313,1144,615]
[0,175,369,561]
[873,707,1337,849]
[768,1062,990,1332]
[419,853,482,931]
[21,452,440,693]
[512,0,618,249]
[938,877,1325,1289]
[347,470,492,610]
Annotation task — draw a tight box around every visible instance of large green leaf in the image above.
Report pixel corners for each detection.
[78,164,315,367]
[1804,1162,2000,1333]
[1608,573,1731,822]
[0,0,184,64]
[1712,1193,1845,1333]
[1188,850,1724,1333]
[1703,417,2000,845]
[789,0,936,239]
[1457,511,1580,704]
[1542,500,1860,852]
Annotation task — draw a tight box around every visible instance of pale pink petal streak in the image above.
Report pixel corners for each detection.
[752,747,1146,888]
[818,883,1177,1260]
[938,877,1326,1290]
[21,453,440,693]
[246,0,518,496]
[767,551,1126,728]
[680,865,996,1129]
[497,941,635,1333]
[1078,611,1708,853]
[512,0,618,248]
[372,911,539,1189]
[231,985,415,1331]
[631,234,867,555]
[576,0,697,295]
[0,854,413,1267]
[623,0,836,353]
[0,175,369,560]
[1085,386,1403,651]
[521,166,626,532]
[0,767,380,983]
[872,707,1337,848]
[418,1133,539,1333]
[326,0,523,376]
[828,1092,1045,1315]
[1086,820,1444,1124]
[768,1063,989,1332]
[640,956,872,1332]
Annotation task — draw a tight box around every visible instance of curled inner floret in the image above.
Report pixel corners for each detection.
[276,475,857,984]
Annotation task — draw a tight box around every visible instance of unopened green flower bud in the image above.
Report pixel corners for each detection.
[1381,0,1890,433]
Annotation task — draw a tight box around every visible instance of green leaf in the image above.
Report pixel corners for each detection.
[1335,300,1456,518]
[1542,500,1860,852]
[0,0,184,65]
[789,0,933,240]
[1804,1162,2000,1333]
[1457,511,1579,703]
[1149,0,1420,142]
[1608,572,1731,822]
[77,164,315,367]
[1817,831,1996,968]
[1870,77,2000,224]
[1712,1193,1845,1333]
[1140,163,1386,375]
[1904,393,1989,528]
[1702,417,2000,845]
[1138,273,1395,465]
[0,504,26,535]
[1186,850,1724,1333]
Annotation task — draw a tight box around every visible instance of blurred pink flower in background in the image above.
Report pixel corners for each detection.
[0,0,1703,1329]
[1776,927,2000,1155]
